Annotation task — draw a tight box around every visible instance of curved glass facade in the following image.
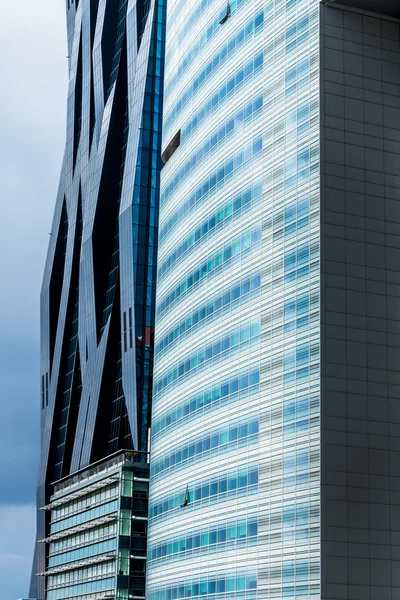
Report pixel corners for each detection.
[148,0,320,597]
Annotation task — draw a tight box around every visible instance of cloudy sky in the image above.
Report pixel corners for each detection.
[0,2,67,598]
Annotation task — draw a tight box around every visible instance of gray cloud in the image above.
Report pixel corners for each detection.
[0,505,36,600]
[0,1,68,598]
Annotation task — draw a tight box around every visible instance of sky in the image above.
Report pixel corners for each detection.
[0,2,68,598]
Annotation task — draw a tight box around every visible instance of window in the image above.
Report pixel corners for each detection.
[123,311,127,352]
[219,1,231,24]
[42,372,49,408]
[161,130,181,164]
[122,309,133,351]
[128,307,133,349]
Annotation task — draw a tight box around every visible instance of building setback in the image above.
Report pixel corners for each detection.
[29,0,165,598]
[147,0,400,599]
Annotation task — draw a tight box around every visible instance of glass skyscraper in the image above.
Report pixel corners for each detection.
[29,1,165,599]
[147,0,400,599]
[29,0,400,598]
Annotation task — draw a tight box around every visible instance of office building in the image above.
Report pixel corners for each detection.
[37,452,149,600]
[147,0,400,598]
[29,0,165,598]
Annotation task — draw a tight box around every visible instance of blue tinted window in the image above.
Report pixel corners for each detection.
[149,466,258,519]
[151,417,259,477]
[157,220,261,316]
[154,321,259,397]
[164,11,264,134]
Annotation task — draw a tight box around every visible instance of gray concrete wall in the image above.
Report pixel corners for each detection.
[320,4,400,599]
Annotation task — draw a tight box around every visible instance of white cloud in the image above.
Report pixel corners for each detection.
[0,504,36,600]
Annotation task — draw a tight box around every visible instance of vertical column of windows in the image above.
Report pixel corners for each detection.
[255,1,321,597]
[148,0,265,595]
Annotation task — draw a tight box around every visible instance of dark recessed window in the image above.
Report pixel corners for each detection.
[123,311,127,352]
[42,372,49,408]
[128,308,133,349]
[123,308,134,351]
[161,130,181,164]
[219,2,231,25]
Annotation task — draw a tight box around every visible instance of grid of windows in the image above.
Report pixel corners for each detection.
[148,517,257,563]
[156,222,262,316]
[49,522,117,555]
[46,576,115,600]
[50,500,118,534]
[165,0,253,87]
[149,466,258,520]
[32,0,167,596]
[47,561,115,590]
[159,181,262,281]
[284,392,320,437]
[148,0,321,598]
[162,98,262,206]
[283,291,319,332]
[48,538,117,567]
[148,573,257,600]
[155,272,261,358]
[179,52,264,146]
[44,460,149,600]
[51,484,118,523]
[159,88,263,243]
[151,416,259,477]
[152,367,260,437]
[159,137,262,240]
[163,11,264,134]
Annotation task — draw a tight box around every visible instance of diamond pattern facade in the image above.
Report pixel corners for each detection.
[30,1,165,597]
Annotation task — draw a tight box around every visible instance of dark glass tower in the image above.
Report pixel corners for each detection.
[30,0,165,597]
